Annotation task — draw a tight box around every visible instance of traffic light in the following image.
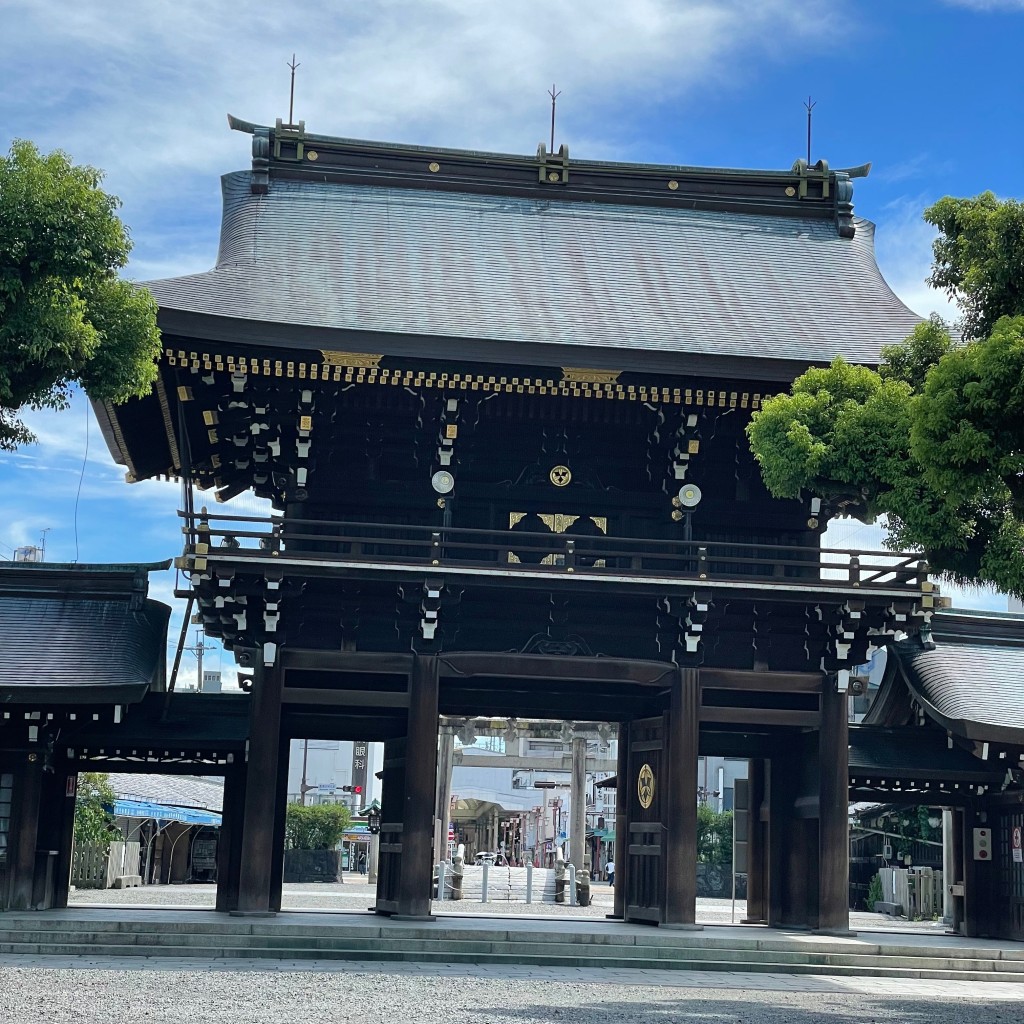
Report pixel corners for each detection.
[340,785,363,794]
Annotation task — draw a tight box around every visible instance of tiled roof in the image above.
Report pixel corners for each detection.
[110,773,224,811]
[849,727,996,782]
[889,611,1024,744]
[0,563,170,704]
[146,170,920,368]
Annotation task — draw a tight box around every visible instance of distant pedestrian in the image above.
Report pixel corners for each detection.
[358,852,367,874]
[606,860,615,886]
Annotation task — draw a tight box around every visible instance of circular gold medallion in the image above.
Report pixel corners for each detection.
[428,161,440,173]
[307,150,319,161]
[667,179,679,191]
[785,185,796,197]
[548,171,559,182]
[549,465,572,487]
[638,763,655,809]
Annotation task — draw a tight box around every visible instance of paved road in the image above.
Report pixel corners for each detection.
[1,956,1022,1024]
[68,876,945,932]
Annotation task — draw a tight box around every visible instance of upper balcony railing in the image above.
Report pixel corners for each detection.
[178,511,936,596]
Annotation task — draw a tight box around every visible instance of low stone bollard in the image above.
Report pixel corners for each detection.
[451,845,465,901]
[554,847,567,904]
[577,853,592,907]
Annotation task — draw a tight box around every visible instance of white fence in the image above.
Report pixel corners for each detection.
[71,840,141,889]
[879,866,944,919]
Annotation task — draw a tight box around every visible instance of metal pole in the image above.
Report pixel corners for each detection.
[481,862,489,903]
[569,863,577,905]
[300,738,309,806]
[526,861,534,904]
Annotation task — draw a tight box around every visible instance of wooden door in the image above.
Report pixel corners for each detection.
[625,715,666,923]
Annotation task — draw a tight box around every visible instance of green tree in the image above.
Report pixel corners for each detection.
[74,773,117,849]
[284,803,352,850]
[0,140,161,450]
[696,803,732,864]
[926,192,1024,342]
[747,191,1024,599]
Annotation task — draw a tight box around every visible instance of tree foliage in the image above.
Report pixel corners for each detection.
[0,140,161,450]
[284,802,352,850]
[74,772,117,849]
[747,191,1024,600]
[926,192,1024,342]
[697,803,732,864]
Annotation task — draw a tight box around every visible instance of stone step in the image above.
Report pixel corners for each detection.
[1,937,1023,982]
[0,925,1021,979]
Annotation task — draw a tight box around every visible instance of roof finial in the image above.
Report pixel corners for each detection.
[548,83,562,153]
[804,95,816,165]
[287,54,301,127]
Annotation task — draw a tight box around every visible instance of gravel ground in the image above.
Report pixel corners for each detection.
[68,877,944,933]
[1,959,1022,1024]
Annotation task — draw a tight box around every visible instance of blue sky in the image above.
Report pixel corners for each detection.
[1,0,1021,683]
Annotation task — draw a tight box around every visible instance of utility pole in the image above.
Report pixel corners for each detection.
[570,733,586,870]
[185,629,211,691]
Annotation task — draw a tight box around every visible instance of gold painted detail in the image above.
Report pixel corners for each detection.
[785,186,797,197]
[549,465,572,487]
[307,150,319,161]
[668,179,679,191]
[320,350,383,368]
[299,415,312,431]
[507,513,608,565]
[445,423,458,439]
[638,763,655,809]
[161,349,763,409]
[561,367,622,385]
[428,161,440,173]
[509,513,607,535]
[687,439,700,454]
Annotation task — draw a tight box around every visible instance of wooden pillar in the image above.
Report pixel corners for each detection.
[742,758,767,923]
[434,725,455,864]
[817,676,851,933]
[216,767,247,913]
[569,735,587,870]
[269,736,290,913]
[766,755,790,927]
[234,655,284,915]
[611,721,629,919]
[7,755,44,911]
[962,804,980,937]
[664,666,699,927]
[51,772,77,910]
[395,654,439,918]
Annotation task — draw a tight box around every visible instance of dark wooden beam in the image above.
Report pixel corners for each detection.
[439,653,675,685]
[699,707,821,728]
[281,688,409,709]
[281,649,414,673]
[700,669,822,692]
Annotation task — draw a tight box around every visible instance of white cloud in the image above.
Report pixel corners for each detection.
[1,1,844,279]
[941,0,1024,9]
[872,195,958,322]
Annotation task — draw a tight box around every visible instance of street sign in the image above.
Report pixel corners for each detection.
[1013,826,1022,864]
[317,782,335,793]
